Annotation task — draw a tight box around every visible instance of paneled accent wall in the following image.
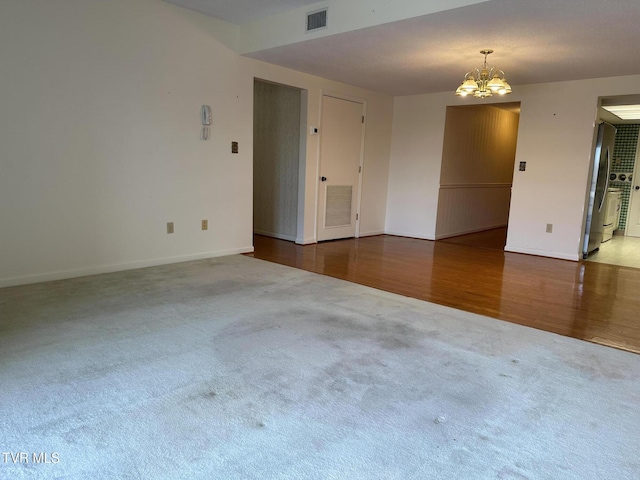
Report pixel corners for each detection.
[436,185,512,238]
[611,124,639,230]
[253,80,301,241]
[436,104,519,239]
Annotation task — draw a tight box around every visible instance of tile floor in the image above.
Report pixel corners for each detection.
[586,233,640,268]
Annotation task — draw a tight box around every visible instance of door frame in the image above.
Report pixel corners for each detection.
[624,130,640,237]
[252,78,308,245]
[314,90,367,242]
[436,102,520,242]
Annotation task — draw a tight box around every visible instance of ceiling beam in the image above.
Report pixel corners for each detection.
[239,0,492,54]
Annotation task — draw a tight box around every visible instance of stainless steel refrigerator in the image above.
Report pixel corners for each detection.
[583,122,617,259]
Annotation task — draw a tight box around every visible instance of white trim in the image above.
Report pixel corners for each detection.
[624,131,640,237]
[384,230,436,241]
[312,92,323,242]
[355,100,367,238]
[435,223,508,240]
[359,230,385,237]
[504,245,579,262]
[321,89,367,105]
[253,230,296,242]
[296,237,317,245]
[297,89,309,245]
[439,183,512,189]
[0,247,254,288]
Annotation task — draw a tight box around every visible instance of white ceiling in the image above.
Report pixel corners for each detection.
[164,0,320,25]
[166,0,640,97]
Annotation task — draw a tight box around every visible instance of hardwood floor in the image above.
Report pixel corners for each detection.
[248,234,640,354]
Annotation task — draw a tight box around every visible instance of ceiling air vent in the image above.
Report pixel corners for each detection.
[306,8,327,32]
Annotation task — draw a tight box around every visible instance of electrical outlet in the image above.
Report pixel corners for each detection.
[546,223,553,233]
[202,219,208,231]
[167,222,174,234]
[231,141,238,154]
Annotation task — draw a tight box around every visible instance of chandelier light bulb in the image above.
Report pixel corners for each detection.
[487,75,505,92]
[462,78,479,92]
[455,85,469,96]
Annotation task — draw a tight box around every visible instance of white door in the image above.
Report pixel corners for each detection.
[317,95,364,241]
[626,144,640,236]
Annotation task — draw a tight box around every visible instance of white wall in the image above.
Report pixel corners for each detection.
[0,0,253,287]
[386,74,640,260]
[386,95,447,239]
[0,0,393,287]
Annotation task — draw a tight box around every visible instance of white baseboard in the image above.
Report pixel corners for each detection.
[504,245,579,262]
[0,246,255,288]
[296,237,317,245]
[253,230,296,242]
[358,230,385,237]
[434,224,508,240]
[384,230,436,241]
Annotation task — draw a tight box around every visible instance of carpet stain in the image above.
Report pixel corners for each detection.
[450,447,472,463]
[377,336,413,350]
[424,329,442,338]
[497,467,530,480]
[562,354,627,380]
[2,256,639,479]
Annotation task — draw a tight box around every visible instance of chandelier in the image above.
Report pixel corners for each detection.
[455,49,512,98]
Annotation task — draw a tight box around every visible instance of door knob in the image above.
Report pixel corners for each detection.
[635,185,640,191]
[321,176,327,182]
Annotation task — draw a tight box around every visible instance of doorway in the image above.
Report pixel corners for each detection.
[584,95,640,268]
[435,102,521,249]
[253,79,307,243]
[316,94,365,242]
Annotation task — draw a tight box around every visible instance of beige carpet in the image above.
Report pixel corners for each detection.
[1,255,638,479]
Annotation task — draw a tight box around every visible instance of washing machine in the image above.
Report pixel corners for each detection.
[602,188,623,242]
